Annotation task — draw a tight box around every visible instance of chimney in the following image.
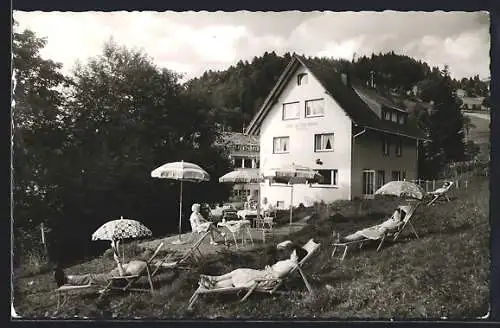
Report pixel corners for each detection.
[369,70,376,88]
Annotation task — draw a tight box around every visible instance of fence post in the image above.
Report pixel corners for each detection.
[40,222,48,257]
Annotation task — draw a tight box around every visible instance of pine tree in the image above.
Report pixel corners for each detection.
[424,67,466,177]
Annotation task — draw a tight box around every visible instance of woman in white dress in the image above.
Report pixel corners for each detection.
[199,244,308,289]
[190,203,225,245]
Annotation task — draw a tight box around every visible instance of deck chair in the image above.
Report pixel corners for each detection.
[331,203,420,262]
[54,242,164,311]
[426,181,454,206]
[187,238,320,310]
[151,231,211,276]
[102,241,164,295]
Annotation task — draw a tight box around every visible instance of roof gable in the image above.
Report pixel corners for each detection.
[245,55,426,140]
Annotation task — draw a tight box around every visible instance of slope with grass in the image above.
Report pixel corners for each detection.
[13,176,489,319]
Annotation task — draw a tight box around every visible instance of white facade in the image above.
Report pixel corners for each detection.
[258,65,353,208]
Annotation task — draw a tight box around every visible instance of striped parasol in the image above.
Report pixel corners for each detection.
[375,181,425,200]
[219,168,263,184]
[151,160,210,244]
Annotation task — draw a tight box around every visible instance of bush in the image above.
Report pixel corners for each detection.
[22,249,51,277]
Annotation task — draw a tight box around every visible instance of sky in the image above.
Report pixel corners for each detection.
[13,11,490,82]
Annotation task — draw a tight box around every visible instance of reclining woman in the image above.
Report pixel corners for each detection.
[199,242,307,289]
[335,207,407,242]
[190,203,225,246]
[54,249,154,287]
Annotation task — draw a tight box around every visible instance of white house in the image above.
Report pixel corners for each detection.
[245,55,426,208]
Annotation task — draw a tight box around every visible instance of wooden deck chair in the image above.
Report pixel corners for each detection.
[151,231,211,276]
[54,242,164,311]
[187,238,320,309]
[426,181,454,206]
[102,241,164,295]
[331,203,420,262]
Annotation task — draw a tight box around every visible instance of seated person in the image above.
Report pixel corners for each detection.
[335,207,407,242]
[261,197,274,217]
[430,181,452,194]
[199,243,308,289]
[54,249,172,287]
[190,203,225,246]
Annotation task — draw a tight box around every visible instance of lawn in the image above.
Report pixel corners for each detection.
[12,176,490,319]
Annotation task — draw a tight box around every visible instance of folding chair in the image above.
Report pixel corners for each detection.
[331,203,420,262]
[426,181,454,206]
[102,242,165,294]
[187,238,320,309]
[151,231,211,276]
[54,242,164,311]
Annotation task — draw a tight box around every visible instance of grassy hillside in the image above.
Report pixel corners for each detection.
[13,176,489,319]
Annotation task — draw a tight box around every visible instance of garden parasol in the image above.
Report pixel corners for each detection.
[151,160,210,244]
[264,163,323,230]
[92,216,152,275]
[219,168,264,217]
[375,180,425,201]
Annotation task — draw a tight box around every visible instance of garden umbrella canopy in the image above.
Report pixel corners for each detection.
[151,160,210,244]
[375,180,425,200]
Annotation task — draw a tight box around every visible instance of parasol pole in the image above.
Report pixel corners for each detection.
[111,239,125,276]
[178,179,183,241]
[290,185,293,227]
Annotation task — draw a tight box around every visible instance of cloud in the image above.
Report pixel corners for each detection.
[13,11,490,81]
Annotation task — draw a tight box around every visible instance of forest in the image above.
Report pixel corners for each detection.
[12,23,487,267]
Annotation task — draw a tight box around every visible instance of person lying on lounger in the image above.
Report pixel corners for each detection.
[335,207,407,242]
[198,243,307,289]
[53,249,171,287]
[190,203,225,246]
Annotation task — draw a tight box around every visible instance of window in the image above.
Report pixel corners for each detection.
[315,169,338,186]
[383,110,391,121]
[255,159,260,169]
[391,170,401,181]
[233,157,244,168]
[276,200,285,209]
[395,140,403,157]
[244,158,252,168]
[282,102,300,120]
[273,136,290,154]
[391,112,397,122]
[363,170,376,196]
[314,133,334,152]
[297,73,308,85]
[376,170,386,189]
[382,139,390,156]
[402,171,406,181]
[398,114,406,125]
[305,99,325,117]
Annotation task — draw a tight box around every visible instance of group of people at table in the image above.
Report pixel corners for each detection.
[190,196,275,246]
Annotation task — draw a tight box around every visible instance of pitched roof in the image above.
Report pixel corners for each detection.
[245,55,426,140]
[220,132,259,145]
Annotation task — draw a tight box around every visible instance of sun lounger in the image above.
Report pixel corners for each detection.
[54,242,164,311]
[102,242,165,294]
[426,181,454,206]
[151,231,211,276]
[331,203,420,262]
[187,238,320,309]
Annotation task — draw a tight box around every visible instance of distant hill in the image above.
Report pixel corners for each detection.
[184,51,488,134]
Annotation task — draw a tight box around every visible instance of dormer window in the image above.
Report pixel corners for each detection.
[383,110,391,121]
[391,112,397,123]
[297,73,308,86]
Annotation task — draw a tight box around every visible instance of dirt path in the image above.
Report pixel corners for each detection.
[139,215,312,256]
